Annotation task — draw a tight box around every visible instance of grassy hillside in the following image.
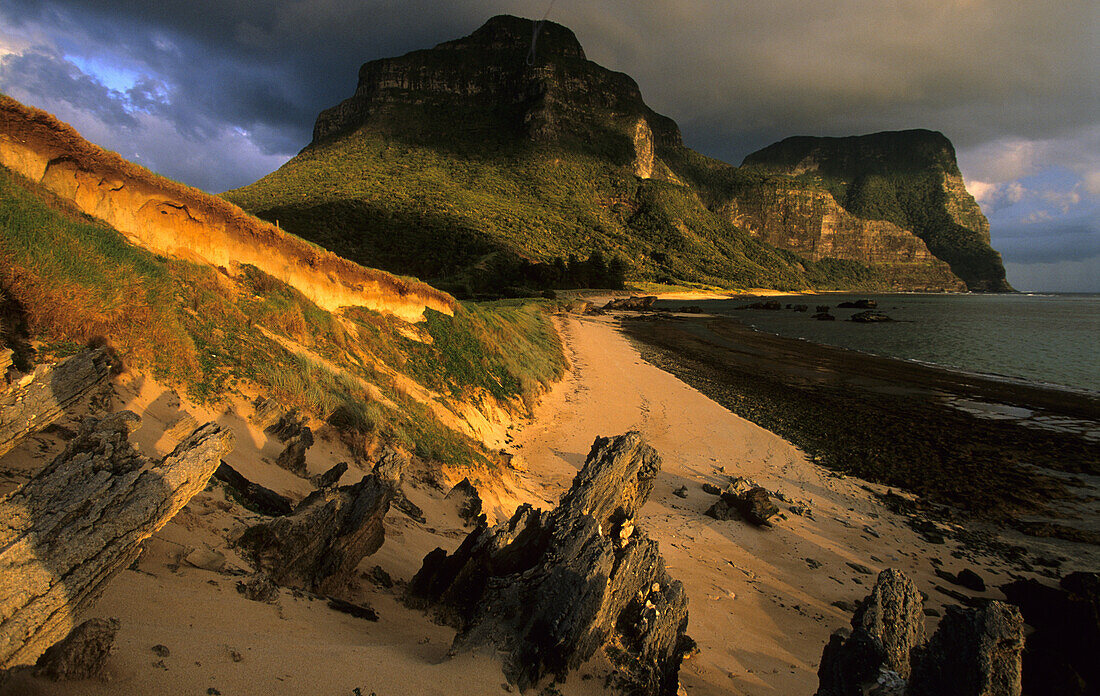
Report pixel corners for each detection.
[226,129,882,296]
[0,164,565,469]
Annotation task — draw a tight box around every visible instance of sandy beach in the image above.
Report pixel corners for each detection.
[0,312,1076,695]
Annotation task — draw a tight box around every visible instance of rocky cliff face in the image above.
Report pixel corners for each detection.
[739,130,1010,292]
[312,14,681,163]
[721,179,966,292]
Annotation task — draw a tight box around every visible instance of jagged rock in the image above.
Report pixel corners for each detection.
[604,296,658,311]
[813,312,837,321]
[817,305,831,313]
[0,411,231,668]
[235,576,279,604]
[704,485,779,526]
[406,432,690,695]
[816,569,925,696]
[371,447,423,522]
[311,461,348,489]
[736,487,780,525]
[265,409,307,441]
[0,347,113,457]
[818,569,1026,696]
[274,426,313,477]
[445,477,483,526]
[372,446,406,486]
[850,311,893,323]
[214,461,293,516]
[32,618,119,681]
[236,474,394,595]
[0,349,12,386]
[672,485,688,498]
[701,482,721,495]
[327,597,378,621]
[1001,572,1100,696]
[908,602,1024,696]
[249,396,284,430]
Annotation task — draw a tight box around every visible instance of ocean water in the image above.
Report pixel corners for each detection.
[657,293,1100,394]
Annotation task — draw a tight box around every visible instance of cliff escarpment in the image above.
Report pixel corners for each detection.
[0,95,455,321]
[738,130,1010,292]
[230,15,1008,295]
[311,14,682,161]
[720,177,965,292]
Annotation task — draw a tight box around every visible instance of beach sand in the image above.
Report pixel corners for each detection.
[0,313,1060,695]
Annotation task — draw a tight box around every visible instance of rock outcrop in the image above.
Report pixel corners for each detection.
[213,461,293,517]
[236,471,395,596]
[406,432,691,695]
[705,483,780,526]
[816,569,1024,696]
[0,94,455,322]
[908,603,1024,696]
[0,347,113,457]
[1001,572,1100,695]
[32,617,119,681]
[0,411,232,668]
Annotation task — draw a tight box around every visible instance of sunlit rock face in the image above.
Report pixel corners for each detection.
[739,130,1011,292]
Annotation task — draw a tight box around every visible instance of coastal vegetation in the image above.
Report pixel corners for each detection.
[0,164,565,469]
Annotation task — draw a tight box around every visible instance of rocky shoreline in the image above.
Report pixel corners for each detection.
[621,313,1100,551]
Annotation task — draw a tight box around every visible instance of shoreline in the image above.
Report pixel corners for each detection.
[620,313,1100,533]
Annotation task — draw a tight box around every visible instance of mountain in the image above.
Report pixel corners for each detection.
[226,15,1008,294]
[737,130,1011,291]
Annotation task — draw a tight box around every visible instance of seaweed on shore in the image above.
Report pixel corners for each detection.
[622,316,1098,520]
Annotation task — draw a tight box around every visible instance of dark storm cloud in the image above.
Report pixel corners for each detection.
[0,47,139,128]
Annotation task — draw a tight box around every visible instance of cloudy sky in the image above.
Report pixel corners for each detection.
[2,1,1097,291]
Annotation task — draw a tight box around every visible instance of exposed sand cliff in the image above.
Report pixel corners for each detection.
[0,95,455,322]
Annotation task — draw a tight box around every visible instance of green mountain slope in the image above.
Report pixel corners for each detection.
[227,15,1008,294]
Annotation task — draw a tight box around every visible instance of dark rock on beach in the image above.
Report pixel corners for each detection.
[816,568,1024,696]
[1001,572,1100,696]
[445,477,483,526]
[274,426,314,477]
[908,602,1024,696]
[704,485,779,526]
[237,472,394,595]
[33,618,120,681]
[849,310,892,323]
[311,461,348,490]
[839,299,877,309]
[406,432,691,696]
[813,312,837,321]
[214,461,294,516]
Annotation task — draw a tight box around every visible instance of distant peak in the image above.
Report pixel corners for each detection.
[436,14,586,61]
